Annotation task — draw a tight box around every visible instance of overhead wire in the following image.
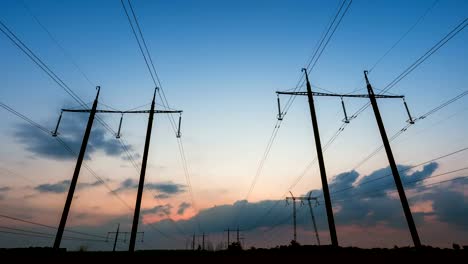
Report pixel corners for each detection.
[244,79,467,233]
[0,213,108,240]
[120,0,200,235]
[254,174,466,246]
[237,0,354,224]
[329,146,468,198]
[18,0,95,87]
[328,90,468,197]
[368,0,440,73]
[4,7,184,242]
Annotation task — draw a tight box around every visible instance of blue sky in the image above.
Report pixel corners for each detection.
[0,0,467,250]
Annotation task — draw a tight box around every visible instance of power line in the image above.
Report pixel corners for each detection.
[0,228,108,243]
[247,91,468,232]
[0,19,88,108]
[345,17,467,121]
[281,0,353,117]
[0,16,130,157]
[381,18,467,94]
[0,101,134,211]
[18,0,95,87]
[0,214,107,240]
[307,0,353,73]
[304,0,348,71]
[336,90,468,180]
[254,174,466,248]
[330,146,468,197]
[0,101,51,134]
[237,1,354,226]
[368,0,440,73]
[120,0,200,234]
[330,90,468,194]
[1,11,176,243]
[331,169,468,203]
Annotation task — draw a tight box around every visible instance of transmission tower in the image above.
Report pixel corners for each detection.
[51,87,183,251]
[276,69,420,247]
[106,223,144,252]
[285,191,298,243]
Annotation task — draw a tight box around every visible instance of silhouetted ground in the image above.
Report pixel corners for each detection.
[1,245,467,263]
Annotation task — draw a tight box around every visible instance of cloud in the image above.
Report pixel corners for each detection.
[14,113,137,161]
[35,180,70,193]
[0,186,11,192]
[155,193,171,199]
[142,204,172,216]
[113,178,186,198]
[77,180,104,189]
[34,179,103,193]
[146,182,186,195]
[421,179,468,228]
[143,162,465,235]
[2,163,465,250]
[177,202,191,215]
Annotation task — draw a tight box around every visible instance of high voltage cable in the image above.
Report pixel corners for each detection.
[236,1,354,229]
[0,229,108,243]
[0,103,144,230]
[239,11,464,233]
[255,174,466,245]
[231,120,282,227]
[18,0,95,87]
[0,214,108,240]
[13,0,185,243]
[304,0,348,71]
[350,17,468,116]
[245,91,468,231]
[382,18,467,94]
[121,0,200,233]
[120,0,157,85]
[0,16,128,150]
[242,123,346,232]
[0,19,86,108]
[239,0,353,216]
[328,91,468,196]
[0,101,128,208]
[345,16,466,121]
[331,169,468,203]
[2,10,183,241]
[347,0,441,93]
[0,102,50,134]
[281,0,352,117]
[368,0,440,73]
[307,0,353,73]
[329,146,468,197]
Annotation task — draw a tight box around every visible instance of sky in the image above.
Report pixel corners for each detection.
[0,0,467,251]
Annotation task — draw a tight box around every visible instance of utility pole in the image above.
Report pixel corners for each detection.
[202,232,205,250]
[306,193,320,246]
[113,223,120,252]
[236,227,240,244]
[106,227,143,251]
[129,88,156,252]
[276,69,413,247]
[286,193,320,245]
[285,192,298,242]
[277,69,337,246]
[224,228,230,247]
[364,71,421,248]
[53,87,183,252]
[53,86,100,249]
[128,88,183,252]
[192,234,195,250]
[302,68,337,247]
